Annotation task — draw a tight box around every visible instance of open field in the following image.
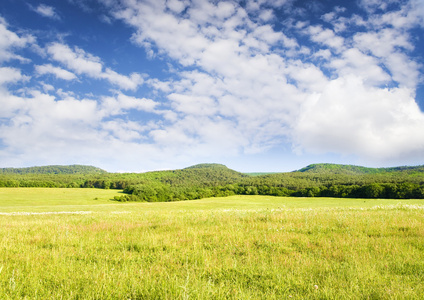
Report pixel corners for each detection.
[0,188,124,213]
[0,189,423,298]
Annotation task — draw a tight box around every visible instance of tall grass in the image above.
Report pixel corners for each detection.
[0,188,123,212]
[0,192,423,298]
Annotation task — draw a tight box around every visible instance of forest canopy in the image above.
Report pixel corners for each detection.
[1,163,423,201]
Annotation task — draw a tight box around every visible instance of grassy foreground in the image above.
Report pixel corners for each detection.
[0,189,423,299]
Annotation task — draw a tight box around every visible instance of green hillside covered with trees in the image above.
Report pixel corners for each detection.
[1,163,423,200]
[0,165,107,175]
[297,163,424,175]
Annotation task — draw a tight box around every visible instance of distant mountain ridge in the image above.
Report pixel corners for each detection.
[296,163,424,175]
[0,165,107,175]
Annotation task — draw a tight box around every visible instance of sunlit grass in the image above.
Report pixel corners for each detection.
[0,189,423,298]
[1,188,423,212]
[0,188,123,212]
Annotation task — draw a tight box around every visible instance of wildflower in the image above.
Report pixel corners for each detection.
[314,285,318,290]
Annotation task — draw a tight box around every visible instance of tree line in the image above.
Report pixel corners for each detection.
[1,163,424,201]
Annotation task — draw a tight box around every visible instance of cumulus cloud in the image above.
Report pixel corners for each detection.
[35,64,77,80]
[353,28,421,89]
[100,93,158,116]
[104,0,424,165]
[358,0,399,14]
[0,91,99,153]
[47,42,143,90]
[102,119,149,142]
[47,43,103,77]
[166,0,188,14]
[304,25,345,51]
[106,1,300,153]
[0,18,34,62]
[0,85,167,170]
[0,67,29,85]
[101,68,144,91]
[1,0,423,170]
[328,48,391,86]
[293,76,424,161]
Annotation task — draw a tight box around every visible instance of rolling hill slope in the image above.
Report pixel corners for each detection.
[296,163,424,175]
[1,163,423,200]
[0,165,107,175]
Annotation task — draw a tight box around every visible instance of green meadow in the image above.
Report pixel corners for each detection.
[0,188,423,299]
[0,188,123,212]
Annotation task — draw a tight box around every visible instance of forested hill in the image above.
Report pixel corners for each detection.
[131,163,247,188]
[184,163,228,169]
[102,163,249,202]
[1,163,424,200]
[0,165,107,175]
[182,163,247,183]
[296,163,424,175]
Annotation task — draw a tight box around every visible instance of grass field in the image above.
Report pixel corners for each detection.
[0,188,124,212]
[0,189,423,299]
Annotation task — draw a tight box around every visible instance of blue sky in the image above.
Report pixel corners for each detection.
[0,0,423,172]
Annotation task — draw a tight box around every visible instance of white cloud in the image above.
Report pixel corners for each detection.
[353,28,413,58]
[251,24,284,45]
[126,9,210,66]
[0,67,29,85]
[361,0,423,29]
[313,49,332,60]
[33,4,60,20]
[100,93,158,116]
[245,0,290,12]
[321,11,337,23]
[384,52,421,89]
[258,9,274,22]
[103,0,424,166]
[0,86,25,118]
[0,18,34,62]
[47,42,144,90]
[328,48,391,86]
[293,75,424,161]
[1,0,423,171]
[166,0,188,14]
[47,42,103,77]
[321,7,353,32]
[188,1,236,25]
[305,25,345,51]
[102,120,146,142]
[353,27,421,89]
[285,61,328,93]
[0,85,169,171]
[0,91,101,153]
[101,69,144,91]
[40,83,54,92]
[35,64,77,80]
[149,114,247,158]
[168,93,217,116]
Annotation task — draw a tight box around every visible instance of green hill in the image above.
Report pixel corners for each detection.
[296,163,424,175]
[181,163,247,184]
[115,164,247,202]
[131,163,247,189]
[1,162,424,200]
[184,163,228,169]
[0,165,107,175]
